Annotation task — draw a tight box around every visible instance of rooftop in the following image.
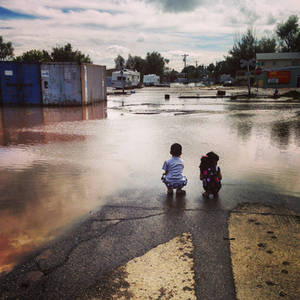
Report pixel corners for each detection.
[256,52,300,60]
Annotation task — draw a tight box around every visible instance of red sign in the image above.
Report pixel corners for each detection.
[267,71,290,84]
[255,68,262,75]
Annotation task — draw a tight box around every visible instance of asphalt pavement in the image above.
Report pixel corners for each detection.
[1,184,299,300]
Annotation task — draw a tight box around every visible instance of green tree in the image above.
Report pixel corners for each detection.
[14,49,51,63]
[126,55,146,72]
[257,37,277,53]
[114,55,125,69]
[164,69,179,83]
[116,52,168,81]
[229,29,257,67]
[206,63,215,76]
[224,29,273,76]
[212,61,232,82]
[144,51,167,80]
[0,36,14,60]
[51,43,92,63]
[276,15,300,52]
[125,54,147,81]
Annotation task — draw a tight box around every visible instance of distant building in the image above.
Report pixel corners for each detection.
[143,74,160,86]
[220,74,232,83]
[256,52,300,69]
[111,69,140,89]
[256,52,300,88]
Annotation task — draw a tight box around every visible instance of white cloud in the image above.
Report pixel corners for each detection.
[0,0,300,70]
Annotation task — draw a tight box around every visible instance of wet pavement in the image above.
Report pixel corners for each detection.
[0,86,300,299]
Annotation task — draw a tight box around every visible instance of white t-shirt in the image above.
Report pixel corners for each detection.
[162,157,185,184]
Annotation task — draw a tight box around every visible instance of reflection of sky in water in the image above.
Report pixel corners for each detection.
[0,88,300,274]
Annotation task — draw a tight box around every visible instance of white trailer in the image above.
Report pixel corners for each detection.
[111,69,140,89]
[143,74,160,86]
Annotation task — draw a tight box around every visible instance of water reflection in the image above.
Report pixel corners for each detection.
[0,102,107,146]
[0,102,107,274]
[162,194,187,210]
[294,120,300,147]
[0,163,86,274]
[271,121,291,149]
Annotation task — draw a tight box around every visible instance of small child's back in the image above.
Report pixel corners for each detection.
[199,152,222,197]
[163,156,184,183]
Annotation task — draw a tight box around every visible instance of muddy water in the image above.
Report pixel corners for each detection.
[0,86,300,274]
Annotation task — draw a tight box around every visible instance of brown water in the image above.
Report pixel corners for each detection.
[0,86,300,274]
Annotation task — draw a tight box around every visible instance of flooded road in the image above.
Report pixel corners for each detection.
[1,86,300,274]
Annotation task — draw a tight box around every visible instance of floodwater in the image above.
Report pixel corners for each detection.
[1,86,300,274]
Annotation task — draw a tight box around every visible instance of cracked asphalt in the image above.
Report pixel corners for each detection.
[1,185,299,300]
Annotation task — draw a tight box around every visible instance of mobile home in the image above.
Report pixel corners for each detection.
[143,74,160,86]
[111,69,140,89]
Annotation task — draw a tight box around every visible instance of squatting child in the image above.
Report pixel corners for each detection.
[161,143,187,195]
[199,151,222,199]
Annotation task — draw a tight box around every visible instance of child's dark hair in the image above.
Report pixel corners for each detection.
[200,151,219,170]
[206,151,219,162]
[170,143,182,157]
[206,151,219,166]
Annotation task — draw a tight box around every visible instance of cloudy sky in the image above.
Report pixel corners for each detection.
[0,0,299,70]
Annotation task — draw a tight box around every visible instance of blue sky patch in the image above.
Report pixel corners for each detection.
[61,8,85,13]
[0,6,38,20]
[60,7,119,15]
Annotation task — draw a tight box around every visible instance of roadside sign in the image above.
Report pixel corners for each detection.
[240,58,256,68]
[255,68,262,75]
[249,58,256,67]
[41,70,49,77]
[268,71,290,84]
[268,78,278,84]
[4,70,13,76]
[240,59,248,68]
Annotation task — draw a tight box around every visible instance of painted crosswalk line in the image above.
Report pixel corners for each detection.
[80,233,196,300]
[229,204,300,300]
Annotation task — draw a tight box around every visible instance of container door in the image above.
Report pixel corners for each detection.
[21,63,41,105]
[0,62,19,104]
[64,64,82,105]
[0,62,41,105]
[41,65,51,105]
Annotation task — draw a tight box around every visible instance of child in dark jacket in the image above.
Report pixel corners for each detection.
[199,151,222,199]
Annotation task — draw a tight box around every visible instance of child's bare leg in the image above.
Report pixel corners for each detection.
[202,189,209,198]
[163,180,173,195]
[165,184,173,195]
[176,188,186,195]
[213,192,219,199]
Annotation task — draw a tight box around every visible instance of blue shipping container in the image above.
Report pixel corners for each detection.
[0,62,41,105]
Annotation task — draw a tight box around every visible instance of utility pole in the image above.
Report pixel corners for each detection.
[182,54,189,69]
[240,58,256,96]
[182,54,189,84]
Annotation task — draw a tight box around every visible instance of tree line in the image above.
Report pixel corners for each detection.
[0,42,91,63]
[114,52,169,82]
[185,14,300,81]
[113,15,300,82]
[0,14,299,83]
